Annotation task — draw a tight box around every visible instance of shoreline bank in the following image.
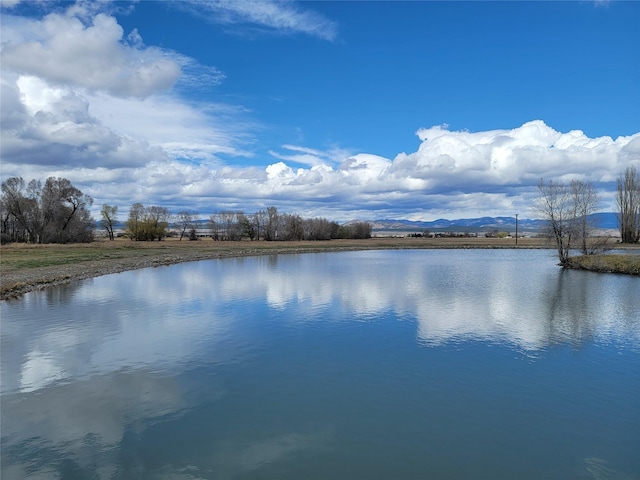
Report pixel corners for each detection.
[2,238,638,300]
[566,254,640,275]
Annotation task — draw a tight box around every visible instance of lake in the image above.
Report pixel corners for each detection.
[1,249,639,479]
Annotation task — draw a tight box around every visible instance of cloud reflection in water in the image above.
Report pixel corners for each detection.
[1,249,638,478]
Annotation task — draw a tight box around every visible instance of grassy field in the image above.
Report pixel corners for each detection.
[0,236,549,272]
[1,236,638,299]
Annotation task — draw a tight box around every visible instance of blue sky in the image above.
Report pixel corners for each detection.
[1,0,639,222]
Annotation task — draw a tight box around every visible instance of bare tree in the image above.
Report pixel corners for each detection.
[536,178,601,265]
[350,221,373,239]
[209,213,221,240]
[62,206,94,243]
[1,177,45,242]
[219,211,238,240]
[1,177,34,242]
[281,213,304,241]
[101,204,118,240]
[265,206,279,241]
[253,210,267,241]
[26,179,45,242]
[41,177,93,243]
[176,210,194,241]
[0,197,11,243]
[570,179,600,254]
[303,217,331,240]
[617,166,640,243]
[535,179,576,265]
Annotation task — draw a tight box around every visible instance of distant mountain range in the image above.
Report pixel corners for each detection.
[109,212,619,234]
[366,212,619,233]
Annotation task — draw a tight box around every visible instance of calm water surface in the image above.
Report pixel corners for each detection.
[1,249,639,479]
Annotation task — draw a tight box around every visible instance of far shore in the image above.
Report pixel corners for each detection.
[1,236,638,300]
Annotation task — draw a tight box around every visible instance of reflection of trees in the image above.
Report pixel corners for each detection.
[544,270,602,349]
[546,268,640,348]
[267,253,279,269]
[44,278,89,305]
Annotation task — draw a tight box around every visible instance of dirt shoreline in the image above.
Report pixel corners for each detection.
[1,237,637,300]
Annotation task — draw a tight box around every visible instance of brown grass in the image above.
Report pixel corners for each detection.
[0,236,551,270]
[567,254,640,275]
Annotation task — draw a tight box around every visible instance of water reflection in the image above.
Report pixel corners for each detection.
[1,291,238,395]
[3,250,638,393]
[1,249,639,479]
[546,269,640,344]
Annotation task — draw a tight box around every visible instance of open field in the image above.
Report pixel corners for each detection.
[1,236,638,300]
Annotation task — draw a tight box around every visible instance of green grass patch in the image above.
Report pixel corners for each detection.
[0,245,144,271]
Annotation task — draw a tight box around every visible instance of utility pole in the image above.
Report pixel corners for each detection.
[515,213,518,246]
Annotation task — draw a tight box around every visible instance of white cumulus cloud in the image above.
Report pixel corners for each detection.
[391,120,634,194]
[1,12,181,97]
[0,3,253,179]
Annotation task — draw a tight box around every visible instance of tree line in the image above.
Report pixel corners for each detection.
[536,166,639,265]
[206,207,371,241]
[122,205,371,242]
[0,176,372,244]
[617,165,640,244]
[3,168,638,247]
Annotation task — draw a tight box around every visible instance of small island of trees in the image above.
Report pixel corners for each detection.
[535,166,639,269]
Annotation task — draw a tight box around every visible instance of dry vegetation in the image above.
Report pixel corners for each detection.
[566,254,640,275]
[1,236,637,300]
